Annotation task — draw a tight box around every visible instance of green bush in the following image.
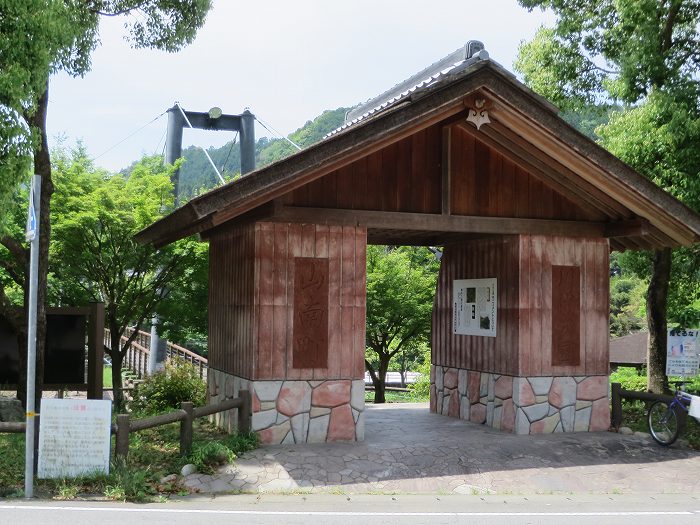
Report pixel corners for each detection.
[129,358,206,415]
[610,367,647,391]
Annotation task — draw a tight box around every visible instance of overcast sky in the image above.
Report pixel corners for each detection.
[46,0,553,171]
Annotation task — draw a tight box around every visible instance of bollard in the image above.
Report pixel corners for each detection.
[180,402,194,456]
[115,414,130,459]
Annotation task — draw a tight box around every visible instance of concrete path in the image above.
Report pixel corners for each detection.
[183,403,700,495]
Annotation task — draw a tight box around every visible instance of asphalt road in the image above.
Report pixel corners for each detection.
[2,494,699,525]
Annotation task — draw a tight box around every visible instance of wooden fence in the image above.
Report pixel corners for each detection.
[105,328,208,380]
[0,391,251,459]
[610,382,685,429]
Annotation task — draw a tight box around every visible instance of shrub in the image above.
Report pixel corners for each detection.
[129,358,206,415]
[610,367,647,391]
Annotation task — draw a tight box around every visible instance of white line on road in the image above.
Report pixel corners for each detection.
[1,505,698,517]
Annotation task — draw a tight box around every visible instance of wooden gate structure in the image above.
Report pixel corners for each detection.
[138,44,700,444]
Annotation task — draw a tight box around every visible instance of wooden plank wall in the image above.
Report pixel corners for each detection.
[208,223,257,379]
[518,235,609,377]
[254,222,367,381]
[288,125,442,214]
[448,126,600,221]
[432,236,521,376]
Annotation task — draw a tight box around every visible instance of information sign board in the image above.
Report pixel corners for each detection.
[453,278,497,337]
[666,329,700,377]
[38,399,112,478]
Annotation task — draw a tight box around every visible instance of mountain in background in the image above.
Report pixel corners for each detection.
[176,107,349,201]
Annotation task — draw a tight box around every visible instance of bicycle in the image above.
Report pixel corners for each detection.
[647,381,700,446]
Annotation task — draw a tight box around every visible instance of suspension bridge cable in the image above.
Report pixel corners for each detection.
[175,103,225,185]
[220,131,239,174]
[93,110,167,161]
[254,114,302,151]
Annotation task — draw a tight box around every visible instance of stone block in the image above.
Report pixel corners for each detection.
[281,431,295,445]
[460,395,471,420]
[307,414,330,443]
[310,406,331,418]
[574,406,592,432]
[252,392,261,412]
[276,412,290,424]
[530,413,559,434]
[468,371,481,403]
[513,378,536,407]
[254,381,283,402]
[576,400,593,410]
[494,375,513,400]
[291,413,310,443]
[277,381,312,416]
[430,365,436,382]
[458,369,468,396]
[252,409,278,431]
[448,390,460,418]
[492,405,502,429]
[548,377,577,408]
[444,368,458,389]
[528,377,553,396]
[436,391,444,414]
[523,402,550,422]
[430,384,437,413]
[312,380,351,408]
[470,403,486,424]
[515,407,530,435]
[435,366,444,391]
[351,380,365,411]
[442,394,450,415]
[259,420,291,444]
[501,398,515,433]
[480,373,489,397]
[260,401,276,411]
[486,401,494,426]
[560,405,575,432]
[328,404,355,441]
[577,376,609,401]
[225,375,235,397]
[589,398,610,431]
[355,411,365,441]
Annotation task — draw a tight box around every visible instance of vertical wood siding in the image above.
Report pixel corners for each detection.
[208,223,257,379]
[432,235,610,377]
[449,126,602,221]
[432,237,521,376]
[518,235,609,377]
[289,125,442,214]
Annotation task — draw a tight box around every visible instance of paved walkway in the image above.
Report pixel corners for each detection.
[183,403,700,495]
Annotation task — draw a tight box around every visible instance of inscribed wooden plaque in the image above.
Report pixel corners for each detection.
[293,257,329,369]
[551,265,581,366]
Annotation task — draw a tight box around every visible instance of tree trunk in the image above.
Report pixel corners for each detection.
[647,248,671,394]
[372,354,391,404]
[110,326,125,410]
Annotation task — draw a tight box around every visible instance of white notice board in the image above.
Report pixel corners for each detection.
[38,399,112,478]
[453,278,497,337]
[667,329,700,377]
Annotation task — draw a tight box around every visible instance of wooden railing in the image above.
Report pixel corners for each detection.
[0,392,252,459]
[105,328,208,380]
[610,382,682,429]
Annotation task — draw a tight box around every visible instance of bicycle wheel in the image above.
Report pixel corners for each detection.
[647,401,679,446]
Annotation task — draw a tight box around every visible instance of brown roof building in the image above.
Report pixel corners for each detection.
[139,43,700,443]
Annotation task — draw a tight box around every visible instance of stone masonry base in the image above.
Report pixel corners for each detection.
[430,366,610,434]
[208,369,365,444]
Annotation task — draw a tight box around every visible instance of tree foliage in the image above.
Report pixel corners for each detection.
[365,246,438,403]
[516,0,700,393]
[50,149,197,409]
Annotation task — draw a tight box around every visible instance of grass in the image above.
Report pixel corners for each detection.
[103,366,113,389]
[0,420,258,501]
[364,389,428,403]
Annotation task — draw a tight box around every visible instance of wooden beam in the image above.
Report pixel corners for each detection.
[604,218,650,238]
[272,205,607,237]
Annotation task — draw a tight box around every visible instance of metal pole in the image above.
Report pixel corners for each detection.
[24,174,41,499]
[240,109,256,175]
[165,106,184,206]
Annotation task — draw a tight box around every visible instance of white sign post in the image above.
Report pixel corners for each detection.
[453,278,497,337]
[24,175,40,499]
[38,399,112,478]
[666,329,700,377]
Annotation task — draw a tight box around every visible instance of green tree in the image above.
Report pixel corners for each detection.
[0,0,211,406]
[365,246,438,403]
[51,151,192,409]
[516,0,700,393]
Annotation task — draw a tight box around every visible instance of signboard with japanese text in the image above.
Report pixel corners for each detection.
[38,399,112,478]
[453,278,497,337]
[666,329,700,377]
